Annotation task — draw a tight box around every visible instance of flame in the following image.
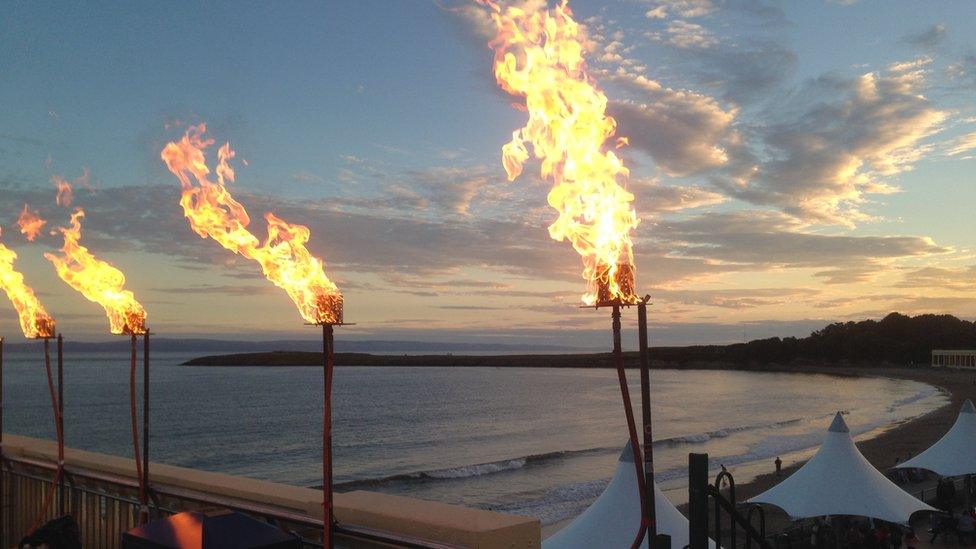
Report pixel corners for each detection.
[0,228,56,338]
[160,124,343,324]
[17,204,46,242]
[52,175,74,207]
[44,208,147,334]
[483,0,640,305]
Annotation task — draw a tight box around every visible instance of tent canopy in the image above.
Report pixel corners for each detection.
[544,441,712,549]
[897,399,976,477]
[749,413,934,524]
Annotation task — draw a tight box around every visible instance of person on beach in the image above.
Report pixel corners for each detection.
[957,513,976,545]
[905,528,919,549]
[890,525,904,549]
[930,513,947,543]
[937,479,957,511]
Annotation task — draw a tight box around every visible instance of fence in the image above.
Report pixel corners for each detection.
[0,435,539,548]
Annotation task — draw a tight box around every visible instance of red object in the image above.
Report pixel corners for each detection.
[121,510,300,549]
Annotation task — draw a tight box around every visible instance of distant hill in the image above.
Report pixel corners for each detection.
[648,312,976,367]
[182,313,976,368]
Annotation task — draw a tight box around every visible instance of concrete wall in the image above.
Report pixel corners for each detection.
[1,434,540,548]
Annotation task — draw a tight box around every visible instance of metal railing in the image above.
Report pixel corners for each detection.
[688,453,771,549]
[0,454,462,549]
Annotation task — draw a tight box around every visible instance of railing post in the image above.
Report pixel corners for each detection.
[689,453,709,549]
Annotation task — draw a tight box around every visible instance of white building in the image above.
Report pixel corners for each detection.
[932,349,976,368]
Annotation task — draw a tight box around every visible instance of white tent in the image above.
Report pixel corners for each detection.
[749,413,935,524]
[896,399,976,477]
[544,442,703,549]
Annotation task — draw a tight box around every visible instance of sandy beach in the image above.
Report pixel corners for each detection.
[543,363,973,540]
[703,364,970,536]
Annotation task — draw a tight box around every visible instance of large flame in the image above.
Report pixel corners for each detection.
[483,0,639,305]
[44,208,147,334]
[0,228,56,338]
[160,124,343,324]
[17,204,46,242]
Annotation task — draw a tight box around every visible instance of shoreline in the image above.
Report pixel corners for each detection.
[542,364,965,539]
[670,364,967,538]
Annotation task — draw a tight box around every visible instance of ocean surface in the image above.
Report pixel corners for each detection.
[2,348,946,528]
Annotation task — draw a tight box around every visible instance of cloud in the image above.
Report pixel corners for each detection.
[647,20,718,50]
[148,283,275,296]
[901,24,947,49]
[630,178,726,214]
[946,131,976,157]
[654,287,820,309]
[291,170,326,185]
[714,64,947,226]
[605,71,737,176]
[946,54,976,88]
[656,210,948,271]
[896,265,976,291]
[641,0,716,19]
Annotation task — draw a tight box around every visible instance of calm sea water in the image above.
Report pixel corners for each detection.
[2,349,946,526]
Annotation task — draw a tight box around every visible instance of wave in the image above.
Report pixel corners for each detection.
[335,446,618,490]
[336,416,812,490]
[653,416,803,446]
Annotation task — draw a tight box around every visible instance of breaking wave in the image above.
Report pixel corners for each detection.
[336,416,810,490]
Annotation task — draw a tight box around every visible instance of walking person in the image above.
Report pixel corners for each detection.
[958,512,976,545]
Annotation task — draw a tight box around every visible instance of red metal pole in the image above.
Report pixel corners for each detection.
[29,337,63,533]
[56,334,64,516]
[323,323,335,549]
[612,304,649,549]
[129,333,145,523]
[638,301,657,541]
[142,330,150,524]
[0,337,4,544]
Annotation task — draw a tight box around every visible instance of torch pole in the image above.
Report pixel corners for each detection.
[129,333,145,524]
[323,323,335,549]
[26,337,64,534]
[612,304,649,549]
[57,334,64,516]
[638,300,657,542]
[141,330,149,524]
[1,337,4,544]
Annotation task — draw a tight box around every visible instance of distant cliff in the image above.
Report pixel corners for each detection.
[183,313,976,368]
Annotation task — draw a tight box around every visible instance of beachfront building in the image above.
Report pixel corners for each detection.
[932,349,976,368]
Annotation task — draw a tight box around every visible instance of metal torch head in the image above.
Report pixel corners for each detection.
[318,293,344,326]
[595,263,638,307]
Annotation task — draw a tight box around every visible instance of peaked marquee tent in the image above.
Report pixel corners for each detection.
[749,413,935,524]
[544,441,710,549]
[897,399,976,477]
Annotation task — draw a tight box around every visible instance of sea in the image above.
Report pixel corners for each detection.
[2,349,947,528]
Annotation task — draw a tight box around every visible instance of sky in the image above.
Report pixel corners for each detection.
[0,0,974,348]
